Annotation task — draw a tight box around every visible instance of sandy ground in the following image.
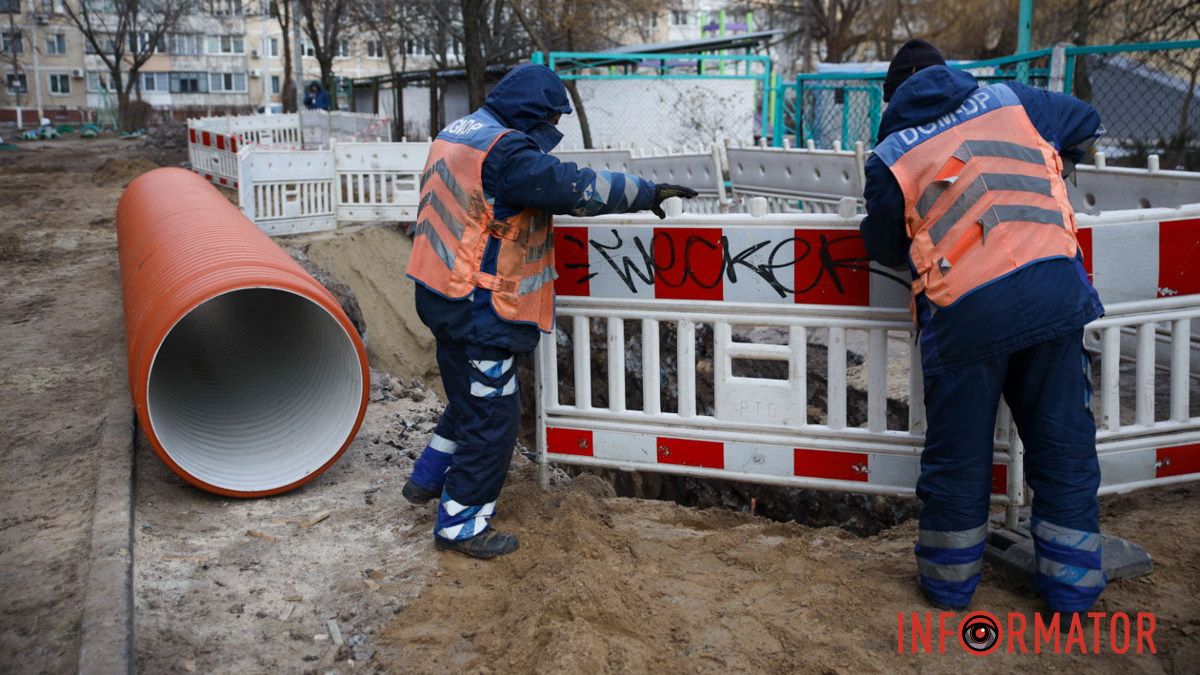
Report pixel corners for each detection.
[1,137,1198,674]
[0,137,171,674]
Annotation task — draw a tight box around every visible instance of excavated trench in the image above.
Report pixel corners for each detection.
[517,318,919,536]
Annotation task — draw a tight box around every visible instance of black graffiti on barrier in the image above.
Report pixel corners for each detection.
[560,229,909,297]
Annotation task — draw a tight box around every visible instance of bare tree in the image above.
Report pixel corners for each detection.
[460,0,486,108]
[297,0,347,109]
[268,0,297,112]
[508,0,669,148]
[347,0,410,133]
[64,0,200,130]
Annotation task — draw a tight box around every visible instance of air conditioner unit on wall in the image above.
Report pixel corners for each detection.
[35,14,49,25]
[249,69,262,78]
[71,68,84,78]
[251,49,259,59]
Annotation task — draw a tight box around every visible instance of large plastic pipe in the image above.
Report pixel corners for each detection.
[117,168,369,497]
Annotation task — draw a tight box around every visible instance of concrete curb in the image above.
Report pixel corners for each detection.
[77,347,135,675]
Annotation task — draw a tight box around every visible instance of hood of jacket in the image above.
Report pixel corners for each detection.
[877,65,980,139]
[482,64,573,152]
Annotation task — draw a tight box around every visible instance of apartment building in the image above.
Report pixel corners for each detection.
[1,0,463,124]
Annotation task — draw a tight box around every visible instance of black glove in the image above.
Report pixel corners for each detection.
[651,183,700,219]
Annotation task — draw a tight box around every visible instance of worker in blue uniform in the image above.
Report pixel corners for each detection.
[861,40,1107,613]
[403,64,698,559]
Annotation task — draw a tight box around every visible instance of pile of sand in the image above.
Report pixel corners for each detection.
[305,225,441,392]
[93,157,161,186]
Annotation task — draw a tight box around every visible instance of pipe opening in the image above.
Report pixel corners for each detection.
[147,288,363,494]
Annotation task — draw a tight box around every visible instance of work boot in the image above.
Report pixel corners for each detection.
[434,529,519,559]
[401,477,440,504]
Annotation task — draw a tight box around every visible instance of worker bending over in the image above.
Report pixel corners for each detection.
[404,64,697,559]
[862,40,1105,613]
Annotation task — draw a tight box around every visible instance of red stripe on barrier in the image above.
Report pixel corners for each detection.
[204,174,213,181]
[1076,226,1094,282]
[793,448,867,482]
[793,229,871,305]
[546,427,594,457]
[189,128,196,144]
[230,136,238,153]
[653,227,724,301]
[202,131,211,147]
[554,226,591,297]
[1158,218,1200,297]
[991,464,1007,495]
[656,436,723,469]
[219,177,228,185]
[1157,442,1200,478]
[216,134,225,151]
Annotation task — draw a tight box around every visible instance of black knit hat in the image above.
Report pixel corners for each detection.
[883,39,946,102]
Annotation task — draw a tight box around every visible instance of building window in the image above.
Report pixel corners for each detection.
[170,71,208,93]
[336,39,350,58]
[671,10,689,25]
[270,74,280,93]
[128,31,163,54]
[141,72,168,91]
[366,39,382,59]
[40,0,65,14]
[0,0,20,12]
[49,72,70,94]
[302,41,314,57]
[265,37,279,58]
[85,34,117,55]
[86,70,114,92]
[207,0,243,15]
[171,33,202,55]
[45,33,66,55]
[405,39,426,56]
[206,34,244,54]
[209,71,247,92]
[6,73,27,93]
[2,31,22,54]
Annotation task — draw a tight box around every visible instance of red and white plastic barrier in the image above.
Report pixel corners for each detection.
[535,201,1200,521]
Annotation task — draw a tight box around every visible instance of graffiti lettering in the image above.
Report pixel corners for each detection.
[561,228,908,298]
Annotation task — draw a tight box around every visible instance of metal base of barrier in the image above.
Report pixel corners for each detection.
[986,515,1153,584]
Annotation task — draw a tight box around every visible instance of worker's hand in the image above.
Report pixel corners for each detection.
[651,184,700,219]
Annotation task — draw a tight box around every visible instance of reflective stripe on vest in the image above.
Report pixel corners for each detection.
[876,83,1079,311]
[406,110,556,332]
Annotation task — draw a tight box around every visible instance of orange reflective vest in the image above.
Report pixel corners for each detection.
[874,83,1079,311]
[407,111,556,331]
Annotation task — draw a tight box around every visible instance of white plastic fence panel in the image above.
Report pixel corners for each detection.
[727,146,865,211]
[537,203,1200,502]
[551,149,633,173]
[333,141,429,222]
[629,152,722,197]
[236,146,337,235]
[187,121,240,189]
[1069,162,1200,213]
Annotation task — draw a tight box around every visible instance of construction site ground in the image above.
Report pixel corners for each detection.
[1,138,1197,674]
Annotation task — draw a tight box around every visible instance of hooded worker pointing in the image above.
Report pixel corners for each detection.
[405,64,698,559]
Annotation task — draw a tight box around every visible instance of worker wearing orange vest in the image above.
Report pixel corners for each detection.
[403,64,698,559]
[863,41,1106,613]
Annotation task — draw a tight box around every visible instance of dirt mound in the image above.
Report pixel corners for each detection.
[377,470,1199,673]
[304,225,441,393]
[94,157,161,186]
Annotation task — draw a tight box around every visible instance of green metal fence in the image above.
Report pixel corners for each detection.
[1063,41,1200,168]
[781,40,1200,169]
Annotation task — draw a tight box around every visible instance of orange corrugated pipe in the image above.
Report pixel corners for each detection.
[117,168,369,497]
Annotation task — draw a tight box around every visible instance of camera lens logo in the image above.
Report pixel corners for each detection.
[958,611,1002,655]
